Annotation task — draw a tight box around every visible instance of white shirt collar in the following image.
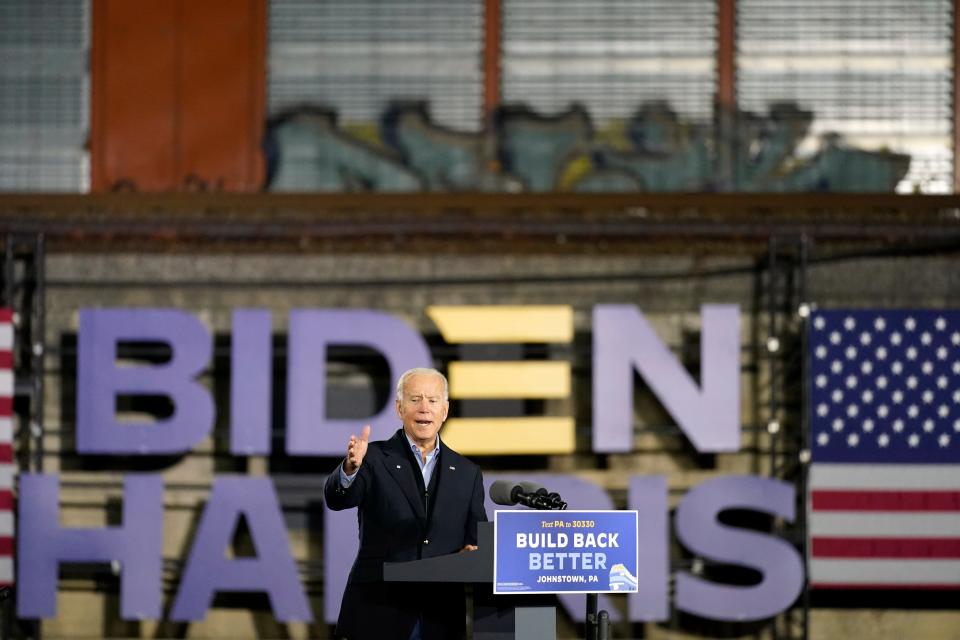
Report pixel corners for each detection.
[403,430,440,457]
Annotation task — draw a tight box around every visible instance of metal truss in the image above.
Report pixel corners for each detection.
[759,234,810,640]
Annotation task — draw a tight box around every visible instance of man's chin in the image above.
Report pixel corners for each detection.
[408,424,436,439]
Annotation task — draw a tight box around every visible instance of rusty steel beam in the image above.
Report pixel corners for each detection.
[716,0,737,110]
[0,193,958,254]
[483,0,502,121]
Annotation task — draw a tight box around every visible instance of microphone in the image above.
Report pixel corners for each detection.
[489,480,521,506]
[518,481,546,495]
[489,480,567,510]
[545,492,567,510]
[518,481,567,510]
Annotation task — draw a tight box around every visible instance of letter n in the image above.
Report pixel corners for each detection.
[593,305,740,453]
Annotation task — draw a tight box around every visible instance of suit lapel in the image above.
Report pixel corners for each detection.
[427,439,460,528]
[379,430,426,519]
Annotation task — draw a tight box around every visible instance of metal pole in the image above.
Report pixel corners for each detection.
[768,236,779,480]
[585,593,598,640]
[597,610,609,640]
[31,234,45,473]
[767,236,781,640]
[798,234,811,640]
[716,0,738,190]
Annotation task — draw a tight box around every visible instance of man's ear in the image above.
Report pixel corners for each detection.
[441,401,449,422]
[396,399,403,419]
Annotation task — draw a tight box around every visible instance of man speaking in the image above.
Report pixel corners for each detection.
[324,367,488,640]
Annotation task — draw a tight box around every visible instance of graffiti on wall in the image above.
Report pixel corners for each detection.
[263,101,910,193]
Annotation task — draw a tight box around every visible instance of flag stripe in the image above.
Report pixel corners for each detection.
[809,310,960,590]
[811,464,960,490]
[0,466,15,490]
[809,559,960,584]
[0,312,12,589]
[0,557,12,584]
[812,537,960,558]
[809,512,960,537]
[811,489,960,511]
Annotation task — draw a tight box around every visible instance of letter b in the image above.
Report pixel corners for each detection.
[77,309,213,454]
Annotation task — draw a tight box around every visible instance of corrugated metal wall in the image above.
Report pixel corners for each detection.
[738,0,953,193]
[0,0,89,192]
[0,1,955,192]
[268,0,485,131]
[501,0,717,125]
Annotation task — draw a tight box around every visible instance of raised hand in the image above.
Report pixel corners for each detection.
[343,425,371,475]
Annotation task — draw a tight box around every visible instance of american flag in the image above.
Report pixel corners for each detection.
[0,309,12,586]
[808,309,960,589]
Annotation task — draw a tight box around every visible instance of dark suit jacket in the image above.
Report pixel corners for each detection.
[324,429,487,640]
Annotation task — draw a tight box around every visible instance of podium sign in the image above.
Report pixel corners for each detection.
[494,510,638,595]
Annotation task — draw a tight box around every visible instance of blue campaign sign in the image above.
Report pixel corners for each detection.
[494,510,639,594]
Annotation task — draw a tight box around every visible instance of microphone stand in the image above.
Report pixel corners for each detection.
[585,595,610,640]
[505,487,609,637]
[518,493,607,638]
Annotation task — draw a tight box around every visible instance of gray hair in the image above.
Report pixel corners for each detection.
[395,367,449,402]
